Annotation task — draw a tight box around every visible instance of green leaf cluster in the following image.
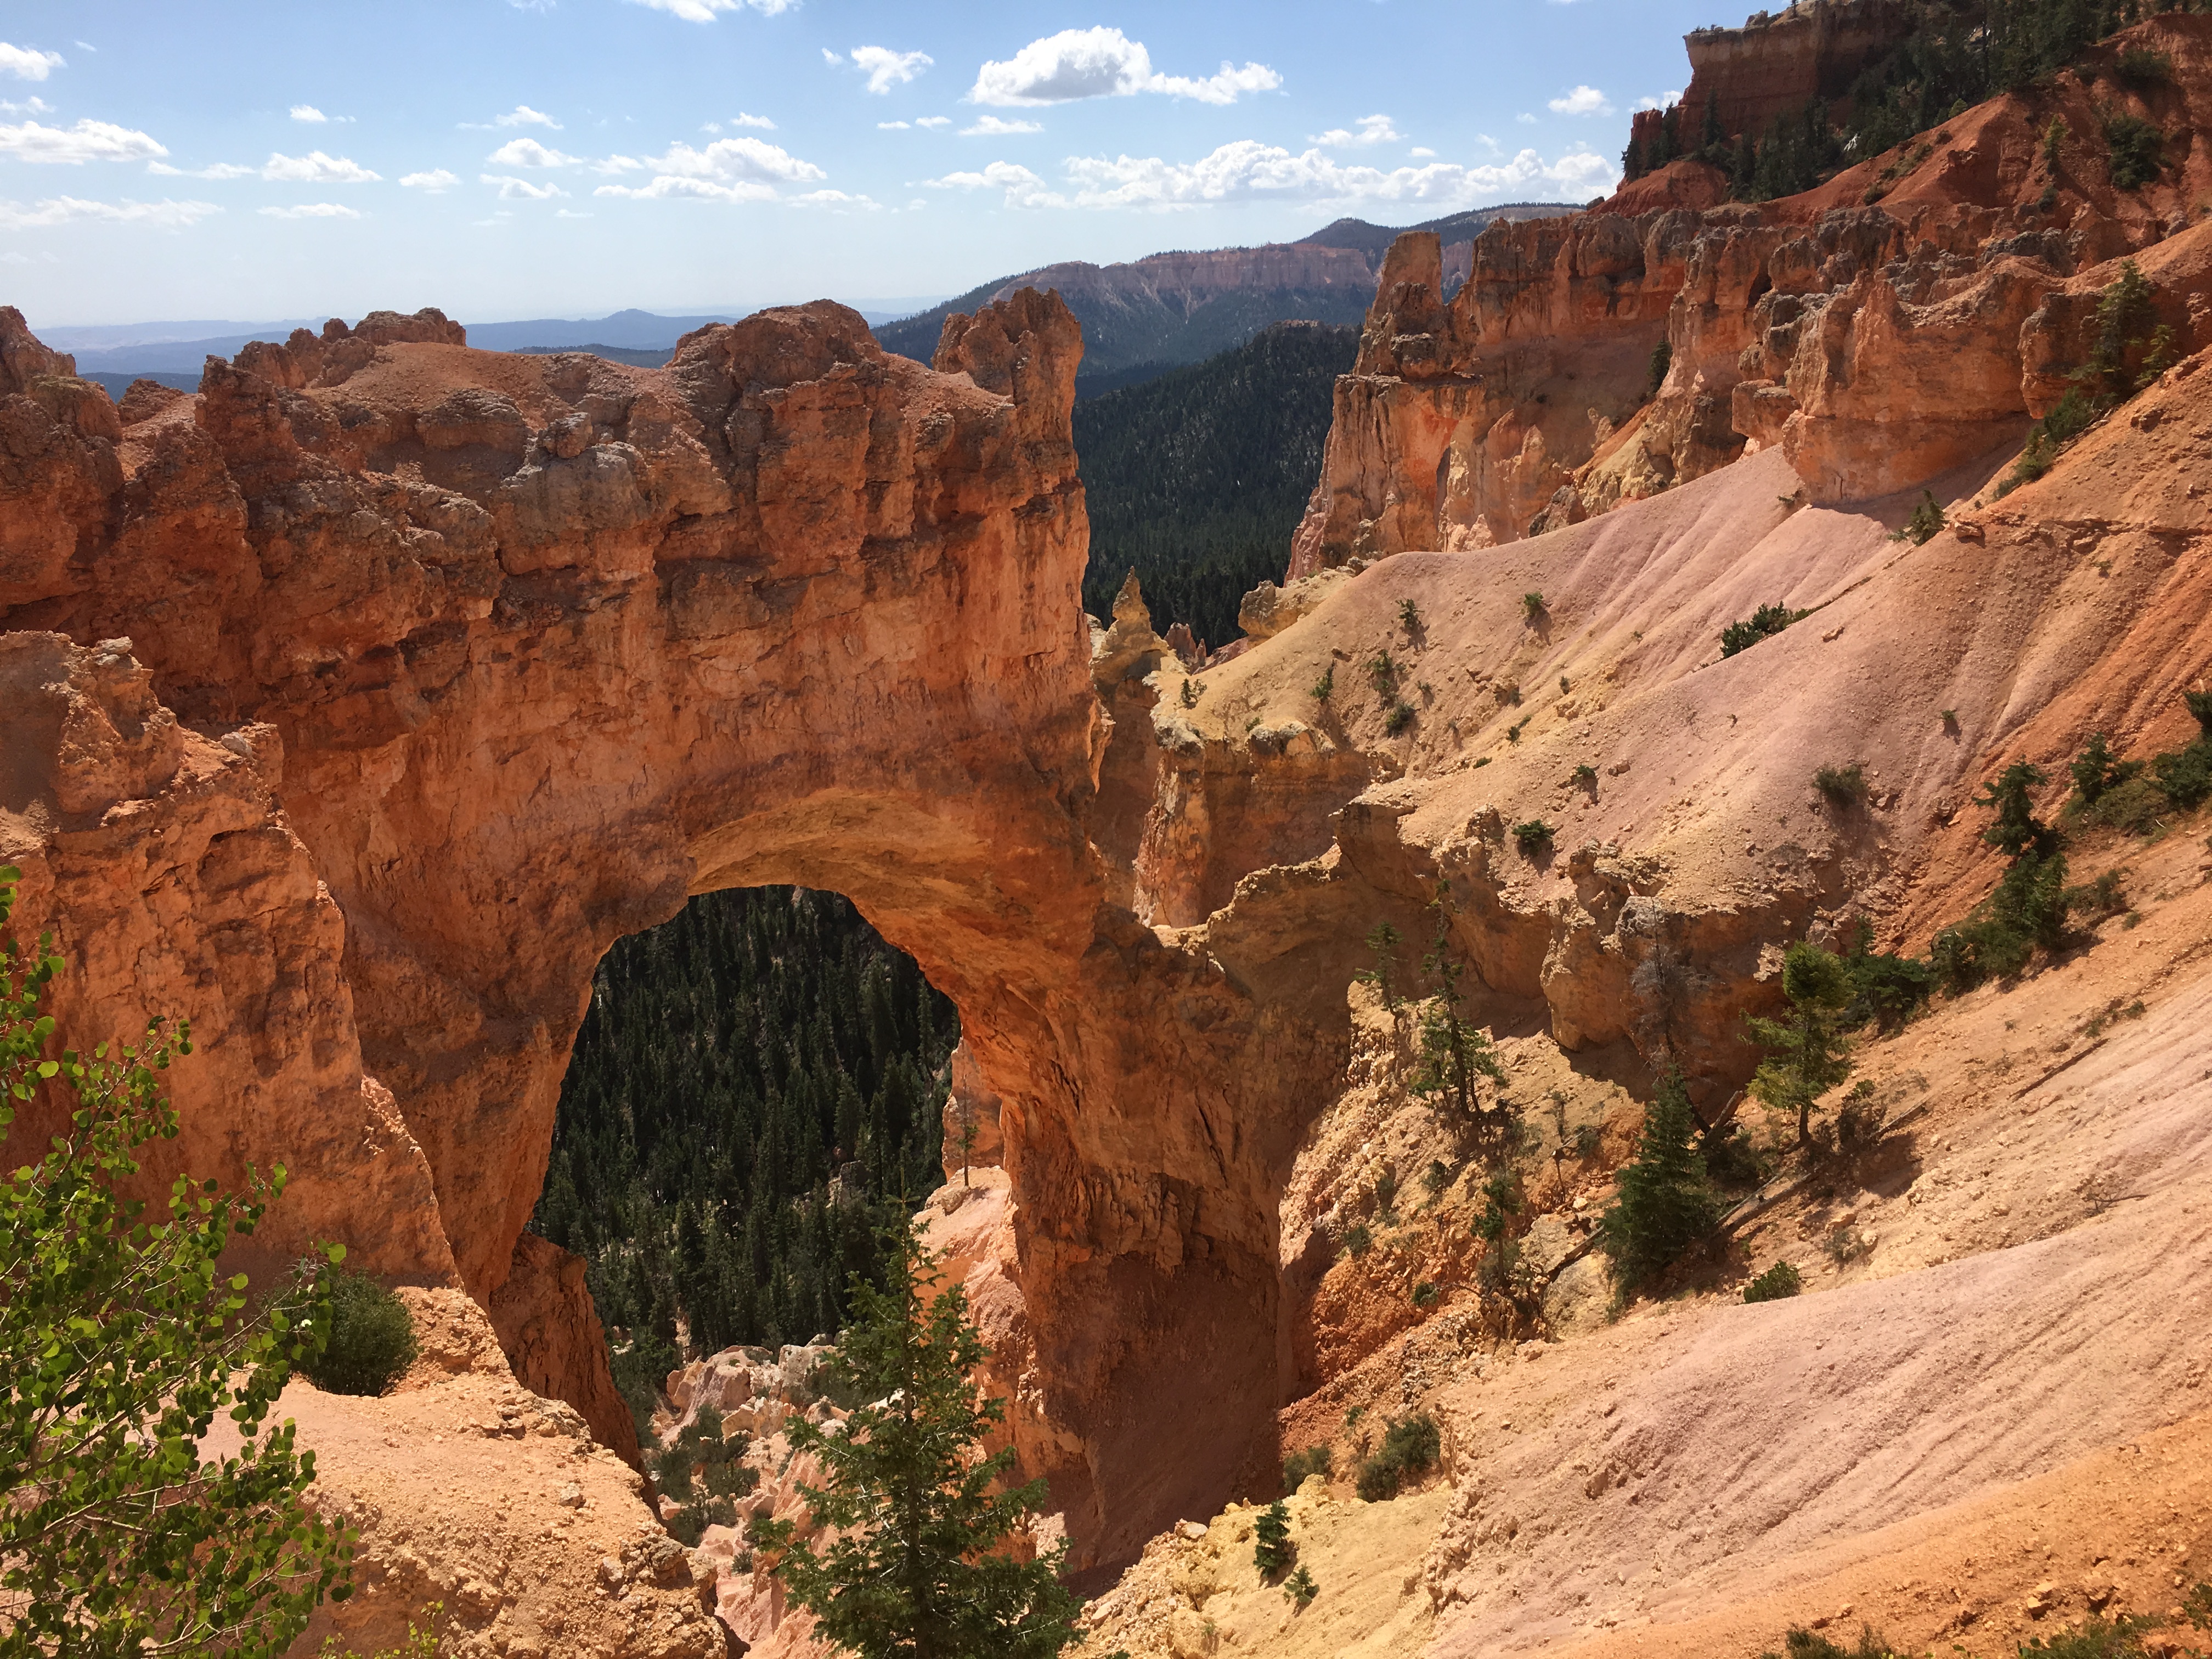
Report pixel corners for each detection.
[0,866,354,1657]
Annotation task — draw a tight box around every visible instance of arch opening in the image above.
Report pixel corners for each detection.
[526,884,964,1469]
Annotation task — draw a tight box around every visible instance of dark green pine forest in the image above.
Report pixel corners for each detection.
[529,887,957,1435]
[1075,320,1359,651]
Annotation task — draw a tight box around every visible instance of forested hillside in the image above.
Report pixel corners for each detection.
[529,887,956,1433]
[1076,321,1358,649]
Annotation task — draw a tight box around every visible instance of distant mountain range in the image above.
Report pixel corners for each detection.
[42,204,1581,397]
[875,203,1579,392]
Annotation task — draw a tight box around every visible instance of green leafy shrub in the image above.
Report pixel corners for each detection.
[0,868,356,1657]
[1903,489,1946,544]
[1513,820,1554,854]
[1743,1261,1803,1303]
[2069,731,2142,805]
[1647,337,1673,398]
[1815,764,1867,804]
[1411,1280,1440,1308]
[1282,1444,1332,1490]
[2018,1613,2170,1658]
[1283,1565,1318,1609]
[1720,603,1804,657]
[303,1270,419,1398]
[1572,763,1598,788]
[1253,1500,1293,1576]
[1368,652,1398,693]
[1762,1623,1904,1659]
[1340,1222,1373,1258]
[2115,46,2172,87]
[2153,738,2212,810]
[1386,701,1415,733]
[1572,1121,1604,1160]
[1399,598,1423,632]
[1521,591,1546,620]
[2102,108,2166,188]
[1838,917,1934,1029]
[1472,1171,1522,1243]
[2084,774,2168,836]
[1311,664,1334,703]
[1599,1070,1720,1292]
[1354,1413,1440,1502]
[1421,1159,1451,1199]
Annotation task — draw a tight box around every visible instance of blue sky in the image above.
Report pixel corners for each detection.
[1,0,1718,328]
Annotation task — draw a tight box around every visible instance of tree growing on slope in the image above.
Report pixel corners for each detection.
[0,867,355,1656]
[754,1221,1079,1659]
[1746,944,1856,1148]
[1408,882,1506,1124]
[1599,1069,1721,1293]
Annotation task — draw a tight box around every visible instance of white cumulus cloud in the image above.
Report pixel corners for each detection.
[1310,114,1400,147]
[500,104,562,127]
[0,194,217,228]
[733,112,774,128]
[922,161,1065,208]
[848,46,932,94]
[792,188,878,209]
[291,104,328,122]
[486,137,580,167]
[624,0,794,19]
[400,168,461,191]
[481,174,570,199]
[595,174,778,202]
[146,160,258,179]
[592,136,823,201]
[916,116,951,129]
[262,150,380,183]
[0,43,66,81]
[1637,90,1683,112]
[1410,146,1436,158]
[0,117,165,164]
[0,95,54,116]
[260,202,363,219]
[971,27,1278,108]
[962,115,1041,137]
[935,140,1616,212]
[878,121,910,131]
[1549,85,1613,116]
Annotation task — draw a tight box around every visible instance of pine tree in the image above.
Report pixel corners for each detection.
[1598,1069,1720,1291]
[1746,944,1855,1148]
[755,1223,1080,1659]
[1408,882,1505,1120]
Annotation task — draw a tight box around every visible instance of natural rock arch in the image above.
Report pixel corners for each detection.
[0,295,1339,1565]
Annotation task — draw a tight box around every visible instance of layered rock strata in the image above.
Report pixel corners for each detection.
[1291,14,2212,575]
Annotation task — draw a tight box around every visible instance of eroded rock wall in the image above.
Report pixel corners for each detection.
[1293,16,2212,575]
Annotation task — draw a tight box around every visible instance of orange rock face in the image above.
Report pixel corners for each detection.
[1293,15,2212,575]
